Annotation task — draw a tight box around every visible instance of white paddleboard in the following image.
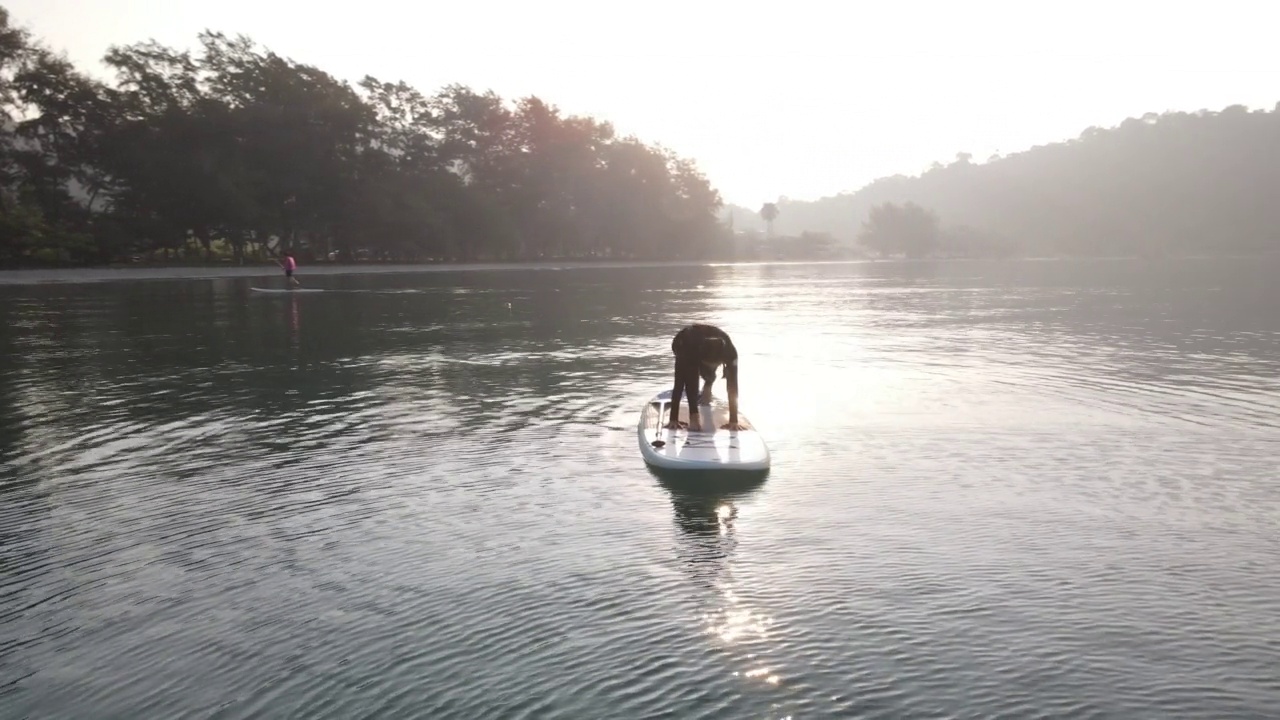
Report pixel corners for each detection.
[250,287,324,293]
[637,389,770,471]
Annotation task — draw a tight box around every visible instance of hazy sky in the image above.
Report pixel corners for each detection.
[8,0,1280,207]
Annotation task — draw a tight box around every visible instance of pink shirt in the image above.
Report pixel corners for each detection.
[284,256,296,271]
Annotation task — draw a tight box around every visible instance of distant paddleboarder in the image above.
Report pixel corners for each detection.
[277,251,300,289]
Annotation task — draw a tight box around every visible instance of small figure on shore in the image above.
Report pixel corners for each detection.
[278,252,300,289]
[666,323,744,432]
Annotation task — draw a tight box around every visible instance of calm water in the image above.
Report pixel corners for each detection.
[2,258,1279,719]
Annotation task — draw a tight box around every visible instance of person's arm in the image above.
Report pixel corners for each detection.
[723,358,741,429]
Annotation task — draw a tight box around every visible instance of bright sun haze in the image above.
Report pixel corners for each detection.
[10,0,1279,206]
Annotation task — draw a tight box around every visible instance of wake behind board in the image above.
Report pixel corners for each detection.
[637,389,770,471]
[250,287,324,293]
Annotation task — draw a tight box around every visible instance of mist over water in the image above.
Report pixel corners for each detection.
[2,258,1278,718]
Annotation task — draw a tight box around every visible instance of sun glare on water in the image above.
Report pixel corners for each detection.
[689,499,787,691]
[696,264,926,439]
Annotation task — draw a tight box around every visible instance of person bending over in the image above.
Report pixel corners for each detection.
[666,323,744,432]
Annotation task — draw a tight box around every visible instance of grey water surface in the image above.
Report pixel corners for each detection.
[2,258,1278,719]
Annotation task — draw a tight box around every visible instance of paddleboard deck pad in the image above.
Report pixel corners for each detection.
[637,389,770,471]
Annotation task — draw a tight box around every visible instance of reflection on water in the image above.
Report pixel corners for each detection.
[652,467,788,701]
[1,257,1279,719]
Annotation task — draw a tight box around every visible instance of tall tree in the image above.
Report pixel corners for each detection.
[759,201,779,238]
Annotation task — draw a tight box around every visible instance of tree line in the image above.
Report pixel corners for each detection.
[729,103,1280,259]
[0,6,727,267]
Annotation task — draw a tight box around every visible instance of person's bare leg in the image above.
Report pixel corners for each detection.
[683,361,704,431]
[665,361,687,429]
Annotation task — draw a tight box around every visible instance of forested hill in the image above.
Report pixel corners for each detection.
[727,104,1280,258]
[0,5,724,267]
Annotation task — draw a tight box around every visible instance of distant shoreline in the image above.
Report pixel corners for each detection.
[1,254,1273,287]
[0,259,735,286]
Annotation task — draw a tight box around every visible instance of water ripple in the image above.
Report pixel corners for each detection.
[1,258,1279,718]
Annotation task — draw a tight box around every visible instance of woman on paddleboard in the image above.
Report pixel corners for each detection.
[278,252,300,289]
[666,323,744,432]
